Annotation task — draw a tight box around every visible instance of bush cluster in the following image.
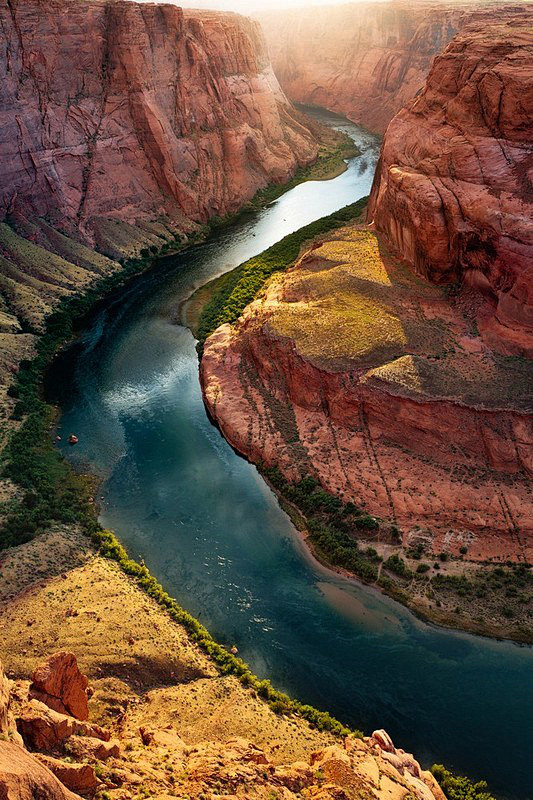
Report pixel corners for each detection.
[431,765,495,800]
[263,467,380,583]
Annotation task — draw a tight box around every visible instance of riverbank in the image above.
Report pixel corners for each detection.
[0,225,498,800]
[197,224,532,646]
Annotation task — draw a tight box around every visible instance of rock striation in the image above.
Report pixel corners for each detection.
[258,1,519,134]
[0,0,319,246]
[368,11,533,355]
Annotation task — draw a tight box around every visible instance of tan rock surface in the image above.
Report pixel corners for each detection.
[0,740,82,800]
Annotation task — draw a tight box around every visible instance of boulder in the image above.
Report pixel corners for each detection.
[30,652,89,721]
[17,700,110,752]
[35,755,99,796]
[371,729,395,753]
[0,740,82,800]
[65,735,121,762]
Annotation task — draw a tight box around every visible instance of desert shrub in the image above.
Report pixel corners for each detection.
[384,554,412,579]
[431,765,495,800]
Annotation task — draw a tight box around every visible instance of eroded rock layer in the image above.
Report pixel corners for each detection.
[0,0,319,245]
[368,11,533,355]
[258,1,517,135]
[202,227,533,564]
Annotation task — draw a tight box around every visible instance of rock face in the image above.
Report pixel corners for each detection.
[368,11,533,355]
[17,700,110,752]
[258,1,515,134]
[0,0,319,245]
[201,227,533,562]
[30,653,89,721]
[0,741,82,800]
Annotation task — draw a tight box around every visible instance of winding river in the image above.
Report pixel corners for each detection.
[49,110,532,800]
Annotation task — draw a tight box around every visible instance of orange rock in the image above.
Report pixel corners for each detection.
[0,740,82,800]
[30,652,89,721]
[66,735,121,762]
[17,700,111,752]
[35,755,99,796]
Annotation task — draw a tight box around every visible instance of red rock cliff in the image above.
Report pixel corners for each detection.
[0,0,319,244]
[257,1,521,135]
[368,10,533,355]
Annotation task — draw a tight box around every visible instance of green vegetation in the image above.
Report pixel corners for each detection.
[263,467,381,584]
[92,526,354,737]
[196,198,368,348]
[431,765,496,800]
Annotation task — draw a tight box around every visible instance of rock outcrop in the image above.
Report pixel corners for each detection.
[258,1,519,134]
[0,741,82,800]
[201,227,533,566]
[0,0,319,246]
[0,650,447,800]
[368,11,533,355]
[30,653,89,721]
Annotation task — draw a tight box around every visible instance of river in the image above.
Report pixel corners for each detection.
[49,109,533,800]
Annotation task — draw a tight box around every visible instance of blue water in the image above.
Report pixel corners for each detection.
[50,110,532,800]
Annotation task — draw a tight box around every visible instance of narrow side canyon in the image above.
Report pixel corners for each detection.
[258,1,525,134]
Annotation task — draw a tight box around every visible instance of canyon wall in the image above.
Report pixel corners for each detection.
[368,10,533,355]
[0,0,319,246]
[257,1,521,135]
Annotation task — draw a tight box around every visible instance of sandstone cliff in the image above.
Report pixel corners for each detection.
[202,224,532,561]
[257,1,522,135]
[368,11,533,355]
[0,0,319,248]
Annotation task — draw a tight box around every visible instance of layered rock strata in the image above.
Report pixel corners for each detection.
[0,0,319,247]
[368,11,533,355]
[258,1,521,134]
[202,227,533,563]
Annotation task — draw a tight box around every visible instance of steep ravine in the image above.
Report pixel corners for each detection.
[257,1,525,135]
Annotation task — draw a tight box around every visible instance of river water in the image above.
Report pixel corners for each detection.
[50,110,532,800]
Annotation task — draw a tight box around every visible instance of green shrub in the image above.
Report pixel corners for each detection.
[431,765,495,800]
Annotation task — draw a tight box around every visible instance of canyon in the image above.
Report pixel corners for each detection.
[0,0,532,797]
[201,10,532,637]
[0,0,320,252]
[257,1,521,134]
